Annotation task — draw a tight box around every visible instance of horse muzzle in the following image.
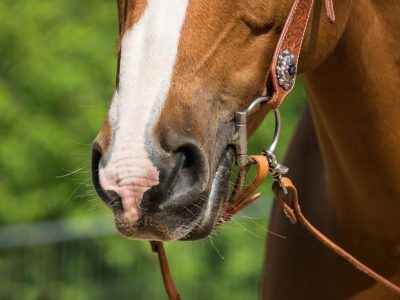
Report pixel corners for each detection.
[91,135,234,240]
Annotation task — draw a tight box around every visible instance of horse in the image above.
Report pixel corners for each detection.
[91,0,400,298]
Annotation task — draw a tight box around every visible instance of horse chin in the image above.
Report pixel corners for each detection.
[179,146,235,241]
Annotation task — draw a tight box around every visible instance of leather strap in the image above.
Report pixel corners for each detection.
[266,0,335,109]
[150,241,181,300]
[273,177,400,296]
[324,0,336,22]
[223,155,269,221]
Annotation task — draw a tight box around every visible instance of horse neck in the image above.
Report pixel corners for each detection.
[302,1,400,242]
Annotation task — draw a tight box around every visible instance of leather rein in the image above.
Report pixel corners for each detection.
[150,0,400,298]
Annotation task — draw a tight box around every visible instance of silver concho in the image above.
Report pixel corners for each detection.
[276,49,297,90]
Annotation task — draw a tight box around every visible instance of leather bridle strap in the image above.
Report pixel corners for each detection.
[150,241,181,300]
[273,177,400,296]
[266,0,334,109]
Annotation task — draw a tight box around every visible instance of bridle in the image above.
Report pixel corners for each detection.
[148,0,400,298]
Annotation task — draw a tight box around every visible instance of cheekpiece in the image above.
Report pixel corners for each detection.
[276,49,297,91]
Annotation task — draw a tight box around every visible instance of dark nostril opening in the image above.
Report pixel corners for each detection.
[179,145,196,170]
[91,143,101,190]
[169,143,205,194]
[91,142,112,205]
[141,141,207,210]
[175,143,203,171]
[91,143,125,212]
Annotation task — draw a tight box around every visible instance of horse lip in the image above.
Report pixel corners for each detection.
[179,146,235,240]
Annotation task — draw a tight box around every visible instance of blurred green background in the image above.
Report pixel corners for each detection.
[0,0,305,299]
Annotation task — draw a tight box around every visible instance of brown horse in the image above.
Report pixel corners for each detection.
[91,0,400,298]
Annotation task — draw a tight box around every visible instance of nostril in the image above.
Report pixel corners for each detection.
[180,147,194,169]
[176,143,203,171]
[91,145,124,211]
[91,142,110,204]
[91,143,101,188]
[170,142,208,191]
[141,141,208,210]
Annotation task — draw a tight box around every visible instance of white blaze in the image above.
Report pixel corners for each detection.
[99,0,189,223]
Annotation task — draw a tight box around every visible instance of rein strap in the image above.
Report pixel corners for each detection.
[273,177,400,296]
[150,241,181,300]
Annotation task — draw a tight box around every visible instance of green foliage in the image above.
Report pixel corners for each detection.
[0,0,304,299]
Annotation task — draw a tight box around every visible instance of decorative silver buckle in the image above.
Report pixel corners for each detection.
[276,49,297,91]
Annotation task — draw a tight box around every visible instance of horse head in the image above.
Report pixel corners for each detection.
[91,0,348,241]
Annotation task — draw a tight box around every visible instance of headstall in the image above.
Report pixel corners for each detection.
[149,0,400,298]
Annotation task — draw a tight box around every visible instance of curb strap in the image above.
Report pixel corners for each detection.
[150,241,181,300]
[223,155,269,221]
[273,177,400,296]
